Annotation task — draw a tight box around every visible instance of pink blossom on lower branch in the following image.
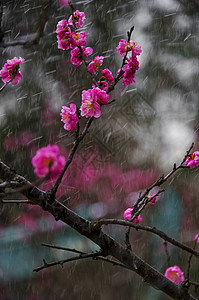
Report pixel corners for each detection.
[68,10,86,29]
[32,145,66,178]
[148,194,157,206]
[185,151,199,168]
[164,266,185,284]
[60,104,79,131]
[194,234,199,243]
[80,89,101,118]
[123,208,143,224]
[0,57,24,85]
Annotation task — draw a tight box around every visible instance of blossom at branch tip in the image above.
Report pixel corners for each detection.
[59,0,70,6]
[32,145,66,178]
[80,89,101,118]
[117,39,142,58]
[88,56,104,74]
[0,57,24,85]
[164,266,185,284]
[68,10,86,29]
[92,87,109,105]
[101,68,114,83]
[148,193,157,206]
[194,234,199,243]
[123,208,143,224]
[185,151,199,169]
[70,46,93,66]
[60,104,79,131]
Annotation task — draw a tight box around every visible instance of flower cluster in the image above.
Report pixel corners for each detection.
[117,38,142,87]
[0,57,24,85]
[185,151,199,169]
[123,208,143,224]
[80,87,109,118]
[57,10,141,131]
[56,19,87,50]
[57,11,112,129]
[164,266,185,284]
[32,144,66,179]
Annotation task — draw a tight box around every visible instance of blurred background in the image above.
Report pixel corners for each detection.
[0,0,199,299]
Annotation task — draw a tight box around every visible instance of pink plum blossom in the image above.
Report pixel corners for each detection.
[164,266,185,284]
[194,234,199,243]
[123,208,143,224]
[32,145,66,178]
[120,56,139,87]
[0,57,24,85]
[101,68,114,83]
[80,89,101,118]
[60,104,79,131]
[88,56,104,74]
[148,193,157,206]
[68,10,86,29]
[98,80,109,91]
[92,87,109,105]
[71,31,87,48]
[117,39,142,58]
[70,46,93,66]
[56,20,72,50]
[185,151,199,169]
[59,0,70,6]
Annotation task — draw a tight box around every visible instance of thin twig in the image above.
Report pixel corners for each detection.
[125,227,131,250]
[131,143,194,216]
[130,189,164,222]
[42,243,85,254]
[50,117,94,198]
[37,245,131,272]
[92,219,199,257]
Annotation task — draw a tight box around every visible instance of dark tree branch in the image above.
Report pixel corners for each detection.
[41,243,130,271]
[93,219,199,258]
[186,240,197,282]
[0,160,197,300]
[33,251,104,272]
